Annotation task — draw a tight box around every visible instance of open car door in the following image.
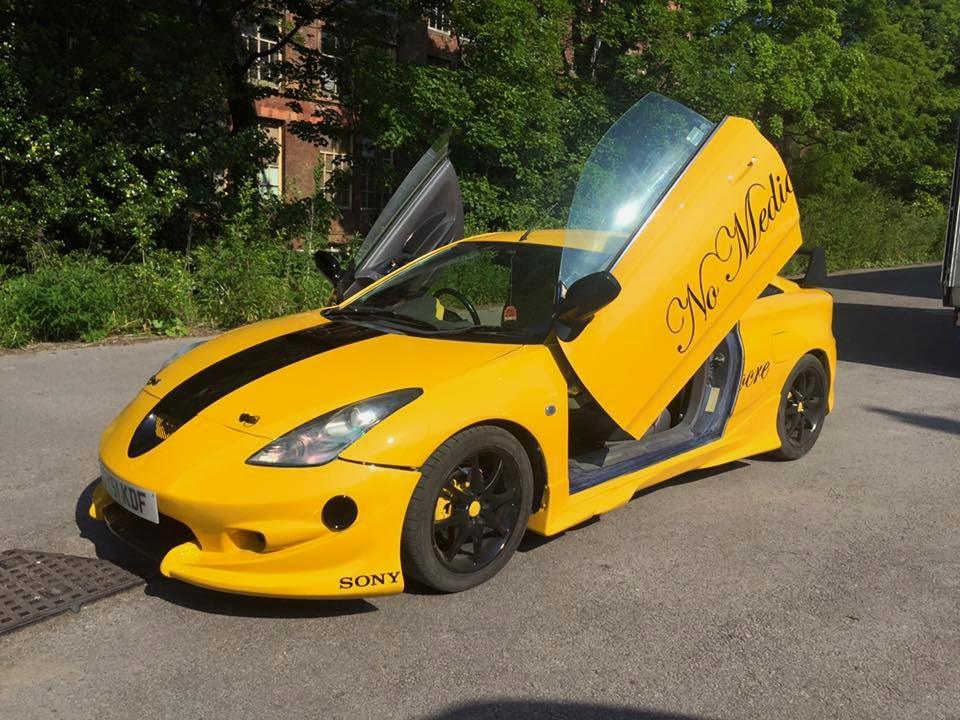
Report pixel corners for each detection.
[942,124,960,318]
[558,94,802,438]
[321,134,464,301]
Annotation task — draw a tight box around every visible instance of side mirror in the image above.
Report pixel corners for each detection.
[796,246,827,288]
[554,271,621,341]
[314,250,344,286]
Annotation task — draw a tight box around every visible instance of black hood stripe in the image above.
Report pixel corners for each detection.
[128,322,383,457]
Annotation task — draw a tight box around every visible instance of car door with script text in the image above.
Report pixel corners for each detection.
[558,94,802,438]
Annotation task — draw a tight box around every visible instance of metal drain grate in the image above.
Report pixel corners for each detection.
[0,549,143,636]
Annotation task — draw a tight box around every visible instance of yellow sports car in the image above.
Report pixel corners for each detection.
[91,94,836,598]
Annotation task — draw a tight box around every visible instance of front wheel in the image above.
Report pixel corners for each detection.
[771,354,828,460]
[401,426,533,593]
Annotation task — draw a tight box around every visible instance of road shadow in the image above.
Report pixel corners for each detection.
[515,462,747,557]
[512,462,749,557]
[864,406,960,436]
[821,264,960,378]
[821,264,941,299]
[832,302,960,378]
[515,516,599,555]
[425,700,712,719]
[74,477,155,575]
[413,463,749,594]
[631,461,749,500]
[75,478,375,618]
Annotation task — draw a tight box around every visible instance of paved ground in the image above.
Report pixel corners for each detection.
[1,264,958,719]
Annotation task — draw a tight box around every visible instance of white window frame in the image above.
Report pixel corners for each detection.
[241,21,283,86]
[426,6,452,35]
[319,26,341,95]
[258,123,283,197]
[320,137,353,210]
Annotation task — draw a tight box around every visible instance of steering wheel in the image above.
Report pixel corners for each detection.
[433,287,482,326]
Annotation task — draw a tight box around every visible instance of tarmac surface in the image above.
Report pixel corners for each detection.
[1,264,958,719]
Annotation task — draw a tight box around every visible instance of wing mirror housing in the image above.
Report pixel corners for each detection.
[314,250,346,295]
[796,246,827,288]
[554,271,622,341]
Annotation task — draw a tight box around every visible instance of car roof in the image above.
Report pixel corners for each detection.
[456,228,629,252]
[459,229,558,246]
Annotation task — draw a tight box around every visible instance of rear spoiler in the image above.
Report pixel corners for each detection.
[795,247,827,288]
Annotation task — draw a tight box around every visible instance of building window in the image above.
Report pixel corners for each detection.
[241,21,282,85]
[320,136,353,210]
[258,123,282,197]
[319,26,344,95]
[426,6,452,35]
[359,138,394,212]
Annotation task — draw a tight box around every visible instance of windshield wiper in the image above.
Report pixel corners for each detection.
[428,324,529,338]
[327,308,533,340]
[324,306,438,331]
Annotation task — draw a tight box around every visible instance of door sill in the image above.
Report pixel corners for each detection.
[566,326,744,495]
[568,429,721,493]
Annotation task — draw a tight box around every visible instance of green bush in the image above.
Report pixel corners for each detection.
[1,256,121,343]
[189,183,332,327]
[0,179,950,350]
[114,250,195,336]
[192,237,330,327]
[800,184,946,270]
[0,240,332,348]
[0,277,24,347]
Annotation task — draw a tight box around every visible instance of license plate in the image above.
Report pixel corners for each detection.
[101,465,159,524]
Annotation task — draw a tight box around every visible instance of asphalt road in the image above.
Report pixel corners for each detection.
[1,264,959,719]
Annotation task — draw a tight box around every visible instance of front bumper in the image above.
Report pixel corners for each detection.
[90,458,420,599]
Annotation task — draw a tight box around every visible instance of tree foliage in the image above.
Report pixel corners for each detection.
[1,0,958,274]
[287,0,960,232]
[0,0,342,270]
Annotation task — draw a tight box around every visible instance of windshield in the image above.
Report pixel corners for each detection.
[561,93,715,287]
[327,241,601,343]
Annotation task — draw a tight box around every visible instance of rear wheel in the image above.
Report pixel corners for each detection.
[401,426,532,593]
[772,354,828,460]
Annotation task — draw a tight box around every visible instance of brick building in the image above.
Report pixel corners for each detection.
[244,8,458,241]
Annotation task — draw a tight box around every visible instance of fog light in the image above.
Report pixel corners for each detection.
[227,529,266,553]
[322,495,358,531]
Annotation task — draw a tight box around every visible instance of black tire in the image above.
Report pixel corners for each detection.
[771,353,828,460]
[401,426,533,593]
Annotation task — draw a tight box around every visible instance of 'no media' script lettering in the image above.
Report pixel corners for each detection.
[665,172,794,353]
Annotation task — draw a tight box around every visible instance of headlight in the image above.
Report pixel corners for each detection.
[246,388,423,467]
[157,339,206,373]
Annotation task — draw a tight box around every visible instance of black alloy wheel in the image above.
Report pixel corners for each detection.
[401,426,533,592]
[772,354,828,460]
[432,449,523,573]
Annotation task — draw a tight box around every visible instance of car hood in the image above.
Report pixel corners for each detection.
[142,313,520,442]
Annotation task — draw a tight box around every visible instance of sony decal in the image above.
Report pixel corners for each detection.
[339,571,401,590]
[666,173,794,353]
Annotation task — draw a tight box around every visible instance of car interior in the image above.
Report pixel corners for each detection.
[563,329,743,493]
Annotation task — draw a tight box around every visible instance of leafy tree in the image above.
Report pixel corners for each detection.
[2,0,958,273]
[0,0,350,269]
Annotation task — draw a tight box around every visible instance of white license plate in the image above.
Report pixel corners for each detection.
[101,465,159,524]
